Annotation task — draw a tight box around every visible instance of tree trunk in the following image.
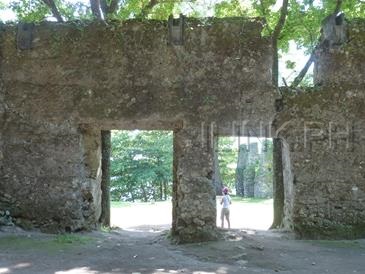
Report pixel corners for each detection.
[141,185,148,202]
[291,52,315,88]
[42,0,64,22]
[271,138,284,229]
[212,137,223,195]
[159,182,163,201]
[163,181,167,200]
[99,130,111,227]
[270,0,288,228]
[90,0,103,20]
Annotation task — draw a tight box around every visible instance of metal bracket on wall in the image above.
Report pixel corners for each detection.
[168,14,185,46]
[17,23,35,50]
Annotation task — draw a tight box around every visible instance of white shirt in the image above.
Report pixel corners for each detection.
[222,195,231,209]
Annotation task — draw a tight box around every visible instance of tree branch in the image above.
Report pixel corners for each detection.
[108,0,119,14]
[334,0,343,14]
[90,0,103,20]
[139,0,160,19]
[259,0,272,33]
[42,0,64,22]
[100,0,119,18]
[290,51,315,88]
[272,0,289,41]
[272,0,289,86]
[289,0,343,88]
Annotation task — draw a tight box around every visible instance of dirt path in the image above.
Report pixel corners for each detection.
[1,227,365,274]
[1,201,365,274]
[111,199,273,231]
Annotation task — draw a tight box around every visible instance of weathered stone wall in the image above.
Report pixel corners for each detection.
[0,18,276,239]
[276,19,365,238]
[3,16,363,241]
[314,19,365,87]
[173,124,217,242]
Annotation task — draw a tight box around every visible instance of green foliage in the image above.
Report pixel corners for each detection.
[111,130,173,202]
[58,1,92,21]
[0,234,93,252]
[117,0,147,19]
[10,0,49,22]
[285,60,296,70]
[214,0,247,17]
[54,234,92,244]
[218,137,237,190]
[148,0,176,20]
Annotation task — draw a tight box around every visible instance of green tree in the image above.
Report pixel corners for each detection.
[217,137,237,191]
[110,130,173,202]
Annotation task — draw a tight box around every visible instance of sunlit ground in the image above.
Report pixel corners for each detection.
[111,198,273,231]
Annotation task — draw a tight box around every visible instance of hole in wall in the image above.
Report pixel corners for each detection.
[109,130,173,233]
[215,136,274,231]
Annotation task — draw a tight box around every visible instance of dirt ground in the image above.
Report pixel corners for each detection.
[1,226,365,274]
[1,201,365,274]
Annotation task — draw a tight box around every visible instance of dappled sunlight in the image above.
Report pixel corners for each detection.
[12,262,32,269]
[151,268,229,274]
[192,267,229,274]
[0,262,32,273]
[55,267,99,274]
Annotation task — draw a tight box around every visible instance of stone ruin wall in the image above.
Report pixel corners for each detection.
[276,19,365,238]
[1,15,364,241]
[0,18,276,242]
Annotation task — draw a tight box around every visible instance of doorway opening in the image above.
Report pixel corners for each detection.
[109,130,173,232]
[215,136,274,230]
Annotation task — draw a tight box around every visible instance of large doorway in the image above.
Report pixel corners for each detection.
[215,136,274,230]
[109,130,173,232]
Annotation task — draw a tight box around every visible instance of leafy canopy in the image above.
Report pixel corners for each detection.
[110,130,173,202]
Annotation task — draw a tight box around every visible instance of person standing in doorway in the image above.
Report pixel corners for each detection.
[221,187,232,229]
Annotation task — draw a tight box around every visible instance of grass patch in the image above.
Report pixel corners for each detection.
[54,234,93,245]
[111,201,133,208]
[111,200,170,208]
[0,234,93,252]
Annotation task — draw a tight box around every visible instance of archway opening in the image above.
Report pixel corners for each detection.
[215,136,274,230]
[109,130,173,232]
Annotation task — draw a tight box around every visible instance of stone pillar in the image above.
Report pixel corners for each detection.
[172,125,217,243]
[99,130,111,227]
[212,136,223,195]
[79,127,102,228]
[271,138,284,229]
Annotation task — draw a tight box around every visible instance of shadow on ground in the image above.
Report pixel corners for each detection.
[1,226,365,274]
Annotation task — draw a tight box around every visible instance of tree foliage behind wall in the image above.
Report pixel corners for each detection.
[110,130,173,202]
[218,137,237,190]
